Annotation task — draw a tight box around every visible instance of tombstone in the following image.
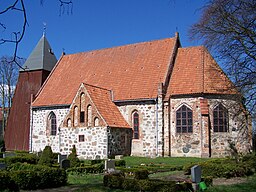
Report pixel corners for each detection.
[104,159,115,172]
[3,152,16,158]
[0,163,6,170]
[191,165,201,183]
[58,154,67,163]
[60,159,70,169]
[115,155,123,160]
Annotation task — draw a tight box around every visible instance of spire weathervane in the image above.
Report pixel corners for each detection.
[43,22,47,36]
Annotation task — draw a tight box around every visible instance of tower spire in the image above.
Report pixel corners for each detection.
[43,22,47,36]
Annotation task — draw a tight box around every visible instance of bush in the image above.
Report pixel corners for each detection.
[202,176,213,187]
[183,159,254,178]
[38,146,54,166]
[4,153,38,165]
[115,160,126,167]
[0,171,19,191]
[91,159,103,165]
[9,166,67,190]
[122,178,140,191]
[67,163,104,174]
[68,145,80,167]
[103,171,125,188]
[134,169,149,180]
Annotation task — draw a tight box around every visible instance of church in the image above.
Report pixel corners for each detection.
[4,33,252,159]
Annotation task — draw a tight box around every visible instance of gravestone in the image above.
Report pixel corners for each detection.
[191,165,201,183]
[3,152,16,158]
[115,155,123,160]
[0,163,6,170]
[58,154,67,163]
[104,159,115,172]
[61,159,70,169]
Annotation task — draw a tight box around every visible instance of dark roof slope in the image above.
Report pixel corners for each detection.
[21,35,57,72]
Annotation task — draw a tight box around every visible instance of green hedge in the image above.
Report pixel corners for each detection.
[115,160,126,167]
[0,171,19,191]
[104,172,192,192]
[0,164,67,190]
[67,163,104,174]
[4,153,38,165]
[183,159,254,178]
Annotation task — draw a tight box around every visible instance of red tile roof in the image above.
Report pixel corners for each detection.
[165,46,238,98]
[32,37,178,107]
[83,83,130,128]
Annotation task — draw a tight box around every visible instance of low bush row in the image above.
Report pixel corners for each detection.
[103,171,193,192]
[184,158,254,178]
[0,165,67,191]
[67,163,104,174]
[4,153,39,165]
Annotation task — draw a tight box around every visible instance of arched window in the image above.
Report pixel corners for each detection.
[67,118,72,127]
[80,93,85,123]
[132,111,139,139]
[213,104,228,132]
[48,112,57,136]
[94,117,99,127]
[74,106,78,126]
[87,105,92,126]
[176,105,193,133]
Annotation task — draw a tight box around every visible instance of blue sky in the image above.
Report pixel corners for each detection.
[1,0,207,59]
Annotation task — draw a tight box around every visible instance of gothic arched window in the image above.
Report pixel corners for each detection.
[132,111,139,139]
[176,105,193,133]
[48,112,57,136]
[213,104,228,132]
[87,105,92,126]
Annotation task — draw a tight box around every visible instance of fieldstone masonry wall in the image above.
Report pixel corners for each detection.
[117,101,159,157]
[30,107,69,152]
[60,126,108,159]
[169,97,251,158]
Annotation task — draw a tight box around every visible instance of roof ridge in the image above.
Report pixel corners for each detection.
[66,37,176,56]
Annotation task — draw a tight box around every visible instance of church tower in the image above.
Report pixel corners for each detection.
[4,35,57,151]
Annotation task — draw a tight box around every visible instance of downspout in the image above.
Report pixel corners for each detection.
[29,94,33,152]
[155,98,158,157]
[58,127,61,154]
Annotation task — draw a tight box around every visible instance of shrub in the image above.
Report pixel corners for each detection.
[0,171,19,191]
[115,160,126,167]
[4,153,38,165]
[202,176,213,187]
[9,166,67,190]
[67,163,104,174]
[38,146,54,166]
[122,178,140,191]
[103,171,125,188]
[91,159,103,165]
[68,145,80,167]
[183,158,254,178]
[134,169,149,180]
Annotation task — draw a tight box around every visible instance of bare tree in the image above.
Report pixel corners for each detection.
[0,56,21,136]
[0,0,73,69]
[190,0,256,117]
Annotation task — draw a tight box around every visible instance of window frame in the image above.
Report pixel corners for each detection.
[132,111,139,139]
[176,105,193,134]
[48,112,57,136]
[213,103,229,132]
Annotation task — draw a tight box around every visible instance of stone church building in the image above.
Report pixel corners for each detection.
[5,33,251,159]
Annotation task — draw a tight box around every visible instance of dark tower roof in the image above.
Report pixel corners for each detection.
[21,35,57,71]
